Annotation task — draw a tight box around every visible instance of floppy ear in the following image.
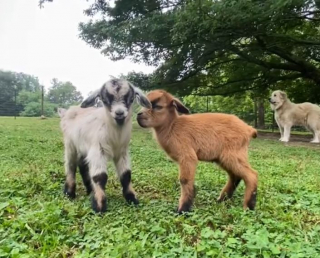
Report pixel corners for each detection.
[57,108,67,118]
[134,87,152,108]
[279,91,287,100]
[128,82,151,108]
[81,88,101,108]
[172,98,190,114]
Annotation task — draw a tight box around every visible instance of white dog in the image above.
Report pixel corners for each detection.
[269,90,320,143]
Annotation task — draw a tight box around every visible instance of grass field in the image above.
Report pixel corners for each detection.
[1,117,320,257]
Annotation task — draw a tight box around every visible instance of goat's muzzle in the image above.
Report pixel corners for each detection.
[137,112,147,128]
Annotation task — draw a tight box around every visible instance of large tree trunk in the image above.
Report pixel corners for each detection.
[254,99,258,128]
[257,99,265,129]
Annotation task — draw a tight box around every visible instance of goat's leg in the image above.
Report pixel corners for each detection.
[234,163,258,210]
[217,174,242,202]
[87,149,108,213]
[220,155,258,210]
[63,142,77,199]
[114,151,139,205]
[177,158,197,214]
[78,157,92,195]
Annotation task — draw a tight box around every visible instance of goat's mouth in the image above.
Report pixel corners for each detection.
[137,117,148,128]
[269,100,277,105]
[115,117,125,125]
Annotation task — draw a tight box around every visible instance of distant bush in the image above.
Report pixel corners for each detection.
[20,102,57,117]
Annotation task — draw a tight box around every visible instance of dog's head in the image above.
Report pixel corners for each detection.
[269,90,287,110]
[81,78,151,126]
[136,90,189,128]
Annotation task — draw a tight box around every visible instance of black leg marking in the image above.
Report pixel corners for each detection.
[92,173,108,189]
[91,173,108,213]
[78,158,92,195]
[177,184,195,215]
[217,178,242,203]
[177,199,193,215]
[248,189,257,210]
[120,170,139,205]
[63,182,76,199]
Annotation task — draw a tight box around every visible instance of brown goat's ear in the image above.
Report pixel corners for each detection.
[172,98,190,114]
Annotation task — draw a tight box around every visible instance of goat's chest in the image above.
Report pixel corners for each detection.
[102,129,131,158]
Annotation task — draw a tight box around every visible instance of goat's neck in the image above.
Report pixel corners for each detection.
[153,115,176,148]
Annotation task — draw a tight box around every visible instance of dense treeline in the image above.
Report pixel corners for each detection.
[0,70,83,117]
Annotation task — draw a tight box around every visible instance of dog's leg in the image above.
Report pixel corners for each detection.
[275,118,284,141]
[114,150,139,205]
[311,130,320,143]
[281,125,291,142]
[177,157,197,214]
[279,126,284,141]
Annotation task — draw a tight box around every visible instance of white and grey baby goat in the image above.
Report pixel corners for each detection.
[59,78,151,213]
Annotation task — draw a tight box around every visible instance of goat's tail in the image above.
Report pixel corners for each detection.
[250,127,258,139]
[57,108,67,118]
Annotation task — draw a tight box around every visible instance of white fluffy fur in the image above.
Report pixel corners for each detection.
[60,106,132,178]
[270,90,320,143]
[58,78,151,212]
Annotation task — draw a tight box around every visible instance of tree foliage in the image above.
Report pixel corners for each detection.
[40,0,320,102]
[0,70,42,116]
[0,70,83,117]
[120,71,154,91]
[47,79,83,108]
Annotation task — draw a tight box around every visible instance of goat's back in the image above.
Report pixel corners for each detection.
[157,113,256,162]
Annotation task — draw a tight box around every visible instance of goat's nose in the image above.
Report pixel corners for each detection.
[115,110,124,116]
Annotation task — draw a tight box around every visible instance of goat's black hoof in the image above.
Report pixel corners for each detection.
[85,187,93,196]
[63,183,76,199]
[177,201,192,215]
[124,192,139,205]
[176,208,192,216]
[91,195,107,213]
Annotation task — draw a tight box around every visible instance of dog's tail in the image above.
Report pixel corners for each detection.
[250,127,258,139]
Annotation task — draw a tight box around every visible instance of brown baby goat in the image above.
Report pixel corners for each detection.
[137,90,258,213]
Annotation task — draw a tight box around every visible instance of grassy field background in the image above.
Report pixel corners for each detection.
[1,117,320,257]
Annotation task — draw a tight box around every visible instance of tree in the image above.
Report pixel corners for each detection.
[47,78,83,107]
[40,0,320,102]
[0,70,41,116]
[120,71,154,91]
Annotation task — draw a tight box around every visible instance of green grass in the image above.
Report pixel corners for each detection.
[1,117,320,257]
[258,129,311,135]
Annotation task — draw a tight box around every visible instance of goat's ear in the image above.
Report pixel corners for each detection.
[81,88,101,108]
[129,83,151,108]
[57,108,67,118]
[172,98,190,114]
[279,91,287,100]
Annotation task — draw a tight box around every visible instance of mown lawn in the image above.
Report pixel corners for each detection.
[1,117,320,258]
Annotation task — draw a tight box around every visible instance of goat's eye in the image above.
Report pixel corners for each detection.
[274,94,276,97]
[153,105,163,110]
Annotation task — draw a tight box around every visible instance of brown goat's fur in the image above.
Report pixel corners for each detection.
[137,90,258,213]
